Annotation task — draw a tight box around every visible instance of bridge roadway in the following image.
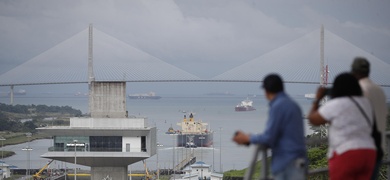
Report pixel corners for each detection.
[0,79,326,87]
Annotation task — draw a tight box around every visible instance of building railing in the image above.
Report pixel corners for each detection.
[47,146,146,153]
[243,131,390,180]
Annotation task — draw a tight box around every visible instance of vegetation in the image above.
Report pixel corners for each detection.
[4,174,24,180]
[0,132,50,146]
[0,103,81,133]
[0,103,82,158]
[0,103,82,116]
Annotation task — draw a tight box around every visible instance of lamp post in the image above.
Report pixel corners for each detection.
[65,162,67,180]
[156,128,163,180]
[157,142,163,180]
[212,136,215,172]
[0,137,5,168]
[73,139,78,180]
[172,134,175,180]
[22,132,33,179]
[199,136,205,161]
[219,127,222,172]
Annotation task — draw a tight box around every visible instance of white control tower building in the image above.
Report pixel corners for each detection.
[38,81,156,179]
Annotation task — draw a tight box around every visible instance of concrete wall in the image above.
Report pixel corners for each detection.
[147,127,157,155]
[70,118,147,128]
[122,137,141,152]
[90,81,126,118]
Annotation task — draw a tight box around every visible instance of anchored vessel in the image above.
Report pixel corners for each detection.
[235,98,256,111]
[176,113,213,148]
[128,91,161,99]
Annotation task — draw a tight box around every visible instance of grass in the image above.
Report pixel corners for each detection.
[0,132,50,146]
[0,151,15,158]
[223,157,271,179]
[5,174,24,180]
[0,132,50,158]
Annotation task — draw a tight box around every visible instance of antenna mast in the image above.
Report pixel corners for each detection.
[320,25,325,87]
[319,25,328,139]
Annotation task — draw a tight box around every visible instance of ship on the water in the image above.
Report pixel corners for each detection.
[128,91,161,99]
[235,98,256,111]
[304,93,315,99]
[175,113,213,148]
[8,89,26,96]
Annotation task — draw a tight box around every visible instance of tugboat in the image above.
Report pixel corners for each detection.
[235,98,256,111]
[166,125,177,134]
[176,113,213,148]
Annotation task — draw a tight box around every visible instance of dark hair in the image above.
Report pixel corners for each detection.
[351,57,370,77]
[330,72,362,98]
[262,74,284,93]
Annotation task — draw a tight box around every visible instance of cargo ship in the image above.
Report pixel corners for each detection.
[235,98,256,111]
[128,92,161,99]
[176,113,213,148]
[8,89,26,96]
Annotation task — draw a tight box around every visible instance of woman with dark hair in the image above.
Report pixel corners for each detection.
[329,73,362,98]
[308,72,376,179]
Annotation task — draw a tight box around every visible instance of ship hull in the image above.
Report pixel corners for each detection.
[176,133,213,147]
[128,96,161,99]
[235,106,256,111]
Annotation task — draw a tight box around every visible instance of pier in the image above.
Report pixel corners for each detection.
[175,151,196,171]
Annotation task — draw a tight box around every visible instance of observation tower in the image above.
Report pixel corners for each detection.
[37,24,156,179]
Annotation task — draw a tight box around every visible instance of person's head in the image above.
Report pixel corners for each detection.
[330,72,362,98]
[262,74,284,100]
[351,57,370,79]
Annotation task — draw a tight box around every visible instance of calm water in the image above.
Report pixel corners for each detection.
[1,94,313,172]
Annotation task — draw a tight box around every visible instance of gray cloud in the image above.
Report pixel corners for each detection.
[0,0,389,78]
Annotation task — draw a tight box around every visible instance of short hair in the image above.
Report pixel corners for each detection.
[262,74,284,93]
[351,57,370,77]
[331,72,362,98]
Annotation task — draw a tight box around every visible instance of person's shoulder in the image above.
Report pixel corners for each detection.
[360,78,382,89]
[324,97,350,106]
[361,78,386,96]
[352,96,369,102]
[274,93,299,106]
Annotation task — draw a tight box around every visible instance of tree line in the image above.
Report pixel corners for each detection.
[0,103,82,115]
[0,103,82,132]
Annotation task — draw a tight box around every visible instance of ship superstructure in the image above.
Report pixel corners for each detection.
[176,113,213,147]
[128,91,161,99]
[235,98,256,111]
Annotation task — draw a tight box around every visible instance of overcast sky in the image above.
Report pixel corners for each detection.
[0,0,390,98]
[1,0,390,76]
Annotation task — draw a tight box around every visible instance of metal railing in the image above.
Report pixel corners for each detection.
[244,145,269,180]
[243,131,390,180]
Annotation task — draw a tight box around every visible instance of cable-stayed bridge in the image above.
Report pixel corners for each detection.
[1,26,390,88]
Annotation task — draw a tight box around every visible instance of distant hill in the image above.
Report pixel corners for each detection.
[0,103,82,132]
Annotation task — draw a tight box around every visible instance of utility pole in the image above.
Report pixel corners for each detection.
[22,133,33,178]
[0,137,5,170]
[74,140,78,180]
[219,127,222,172]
